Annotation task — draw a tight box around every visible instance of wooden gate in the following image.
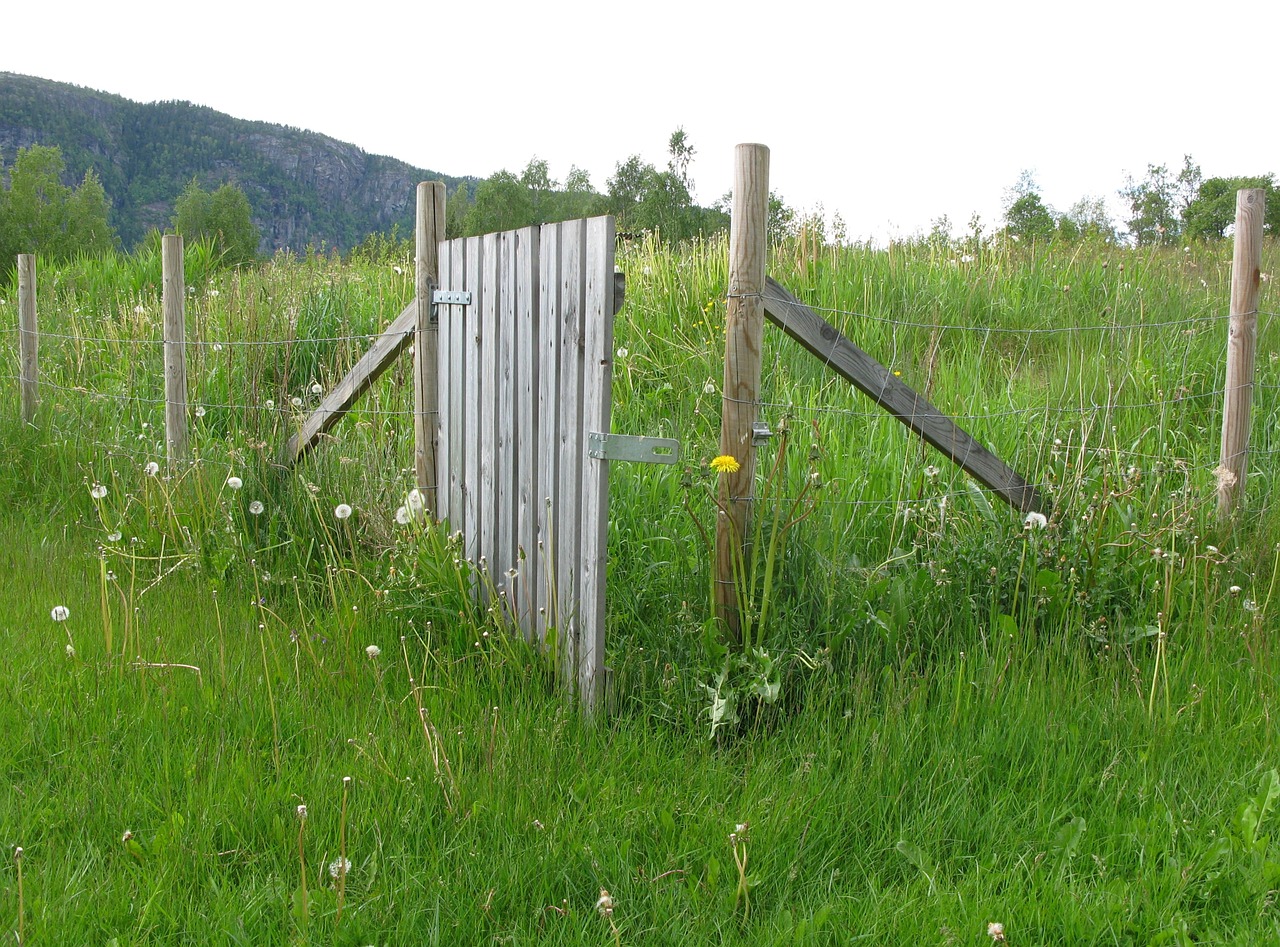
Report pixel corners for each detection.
[434,216,617,706]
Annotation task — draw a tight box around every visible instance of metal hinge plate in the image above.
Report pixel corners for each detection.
[588,432,679,464]
[432,291,472,306]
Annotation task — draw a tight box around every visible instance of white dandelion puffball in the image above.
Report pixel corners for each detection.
[249,501,265,516]
[291,396,303,408]
[334,503,353,520]
[226,476,243,490]
[616,346,629,359]
[90,483,107,499]
[51,605,70,622]
[296,804,307,821]
[395,506,410,525]
[107,531,122,543]
[264,399,275,409]
[144,461,160,477]
[65,644,76,658]
[329,856,351,878]
[703,379,717,395]
[311,383,323,396]
[404,489,425,517]
[366,644,381,659]
[1024,511,1047,530]
[194,405,206,418]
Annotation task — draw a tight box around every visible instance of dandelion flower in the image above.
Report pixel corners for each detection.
[264,399,275,409]
[710,455,741,474]
[296,804,307,821]
[405,489,425,517]
[329,856,351,879]
[311,383,323,396]
[365,644,381,659]
[291,396,303,408]
[334,503,353,520]
[194,405,206,418]
[616,347,629,359]
[227,476,243,490]
[1230,585,1242,596]
[90,483,107,499]
[51,605,70,621]
[212,343,223,353]
[395,506,410,525]
[596,888,615,918]
[144,461,160,477]
[703,379,717,395]
[1024,511,1047,530]
[924,465,940,478]
[249,501,265,515]
[988,921,1006,942]
[107,531,122,543]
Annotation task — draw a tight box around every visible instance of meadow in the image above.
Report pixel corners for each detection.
[1,230,1279,945]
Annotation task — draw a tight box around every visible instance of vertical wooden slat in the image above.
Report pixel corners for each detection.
[464,237,484,568]
[17,254,38,425]
[479,232,500,586]
[448,237,467,530]
[516,225,541,638]
[497,232,518,612]
[556,219,587,690]
[415,181,446,512]
[162,234,189,464]
[578,216,616,709]
[536,223,563,648]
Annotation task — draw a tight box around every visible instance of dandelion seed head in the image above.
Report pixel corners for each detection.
[1024,511,1048,530]
[90,483,108,499]
[144,461,160,476]
[328,856,351,878]
[226,476,243,490]
[311,383,323,395]
[194,405,206,418]
[249,500,265,515]
[596,888,615,917]
[291,396,303,407]
[51,605,70,622]
[365,644,381,659]
[334,503,353,520]
[296,804,307,821]
[107,531,122,542]
[65,644,76,658]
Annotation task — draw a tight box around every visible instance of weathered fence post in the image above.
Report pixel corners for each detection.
[415,181,446,514]
[1217,188,1266,520]
[18,254,38,424]
[162,234,189,463]
[715,143,770,639]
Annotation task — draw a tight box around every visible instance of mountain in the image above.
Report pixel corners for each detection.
[0,72,476,252]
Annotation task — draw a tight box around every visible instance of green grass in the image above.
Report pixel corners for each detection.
[1,234,1279,943]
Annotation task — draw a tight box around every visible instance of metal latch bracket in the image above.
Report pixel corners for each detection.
[588,432,680,464]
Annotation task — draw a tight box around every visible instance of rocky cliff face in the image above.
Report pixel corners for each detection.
[0,73,473,251]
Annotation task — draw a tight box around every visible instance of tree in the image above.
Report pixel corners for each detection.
[173,179,260,264]
[463,171,533,235]
[1003,171,1055,242]
[1183,174,1279,239]
[1059,196,1117,243]
[0,144,117,268]
[1120,155,1200,246]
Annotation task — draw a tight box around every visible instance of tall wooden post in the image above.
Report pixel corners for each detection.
[415,181,446,515]
[715,144,770,640]
[162,234,189,463]
[1217,188,1266,520]
[17,254,38,424]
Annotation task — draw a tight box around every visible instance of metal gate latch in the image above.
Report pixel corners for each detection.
[588,433,679,464]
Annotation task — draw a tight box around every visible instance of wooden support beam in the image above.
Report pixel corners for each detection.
[162,234,189,463]
[762,277,1044,514]
[283,301,417,464]
[415,181,446,513]
[17,254,38,424]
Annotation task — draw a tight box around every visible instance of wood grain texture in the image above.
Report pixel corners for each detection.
[515,226,540,637]
[162,234,189,463]
[17,254,37,424]
[715,144,770,638]
[556,219,586,690]
[1218,188,1267,519]
[762,278,1044,514]
[536,223,563,649]
[463,237,484,566]
[578,216,615,709]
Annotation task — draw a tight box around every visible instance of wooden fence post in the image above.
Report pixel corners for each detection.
[415,181,446,515]
[1217,188,1266,520]
[162,234,189,463]
[715,143,770,640]
[17,254,38,424]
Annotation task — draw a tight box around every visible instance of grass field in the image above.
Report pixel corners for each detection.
[1,232,1279,944]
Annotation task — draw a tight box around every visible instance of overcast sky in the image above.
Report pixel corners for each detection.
[6,0,1277,243]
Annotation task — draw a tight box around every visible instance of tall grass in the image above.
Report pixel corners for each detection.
[0,233,1278,942]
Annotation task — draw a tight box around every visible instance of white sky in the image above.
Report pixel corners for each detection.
[6,0,1277,243]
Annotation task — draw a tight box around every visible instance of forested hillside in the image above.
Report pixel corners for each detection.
[0,72,474,251]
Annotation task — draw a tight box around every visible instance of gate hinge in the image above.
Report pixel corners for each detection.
[588,432,679,464]
[428,282,472,324]
[752,421,773,447]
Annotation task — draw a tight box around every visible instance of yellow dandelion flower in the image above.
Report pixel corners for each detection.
[710,455,741,474]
